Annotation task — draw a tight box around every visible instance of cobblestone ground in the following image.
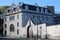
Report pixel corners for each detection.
[0,38,60,40]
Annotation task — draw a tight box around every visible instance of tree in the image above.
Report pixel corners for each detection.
[0,17,3,35]
[0,6,10,14]
[0,6,10,36]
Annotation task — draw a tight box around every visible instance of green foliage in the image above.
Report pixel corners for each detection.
[0,6,10,34]
[0,6,10,14]
[0,18,3,33]
[0,11,2,14]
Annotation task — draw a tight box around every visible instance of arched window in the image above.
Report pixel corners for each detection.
[25,5,29,10]
[10,24,14,32]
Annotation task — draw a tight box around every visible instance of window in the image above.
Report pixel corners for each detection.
[41,8,43,13]
[10,24,14,32]
[19,6,22,9]
[43,8,45,13]
[45,9,48,14]
[7,9,10,13]
[39,7,41,12]
[5,24,7,28]
[40,16,44,20]
[13,8,16,11]
[36,7,39,12]
[44,16,46,22]
[17,29,19,35]
[17,22,19,27]
[46,16,49,21]
[5,17,7,22]
[9,16,14,21]
[5,30,7,36]
[17,15,19,19]
[25,5,29,10]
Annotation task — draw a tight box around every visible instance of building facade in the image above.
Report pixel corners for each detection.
[3,3,58,38]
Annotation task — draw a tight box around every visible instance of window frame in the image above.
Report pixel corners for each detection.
[17,22,19,27]
[17,15,19,19]
[9,16,15,21]
[5,17,7,22]
[10,24,14,32]
[5,24,7,28]
[17,29,19,35]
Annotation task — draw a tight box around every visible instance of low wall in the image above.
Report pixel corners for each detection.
[47,24,60,39]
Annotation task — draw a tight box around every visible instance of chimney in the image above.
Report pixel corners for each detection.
[47,6,55,14]
[19,2,23,6]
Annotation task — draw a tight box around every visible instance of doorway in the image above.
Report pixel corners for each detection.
[27,25,30,38]
[5,30,7,36]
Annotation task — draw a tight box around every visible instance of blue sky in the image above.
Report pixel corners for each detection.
[0,0,60,13]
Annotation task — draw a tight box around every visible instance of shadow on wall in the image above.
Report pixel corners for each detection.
[0,18,3,36]
[44,34,51,39]
[32,34,51,39]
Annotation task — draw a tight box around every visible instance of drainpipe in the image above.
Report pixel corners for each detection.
[40,27,42,38]
[36,17,38,39]
[45,26,47,39]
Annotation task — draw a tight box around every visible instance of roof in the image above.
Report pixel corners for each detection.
[20,3,47,11]
[5,3,54,14]
[54,14,60,17]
